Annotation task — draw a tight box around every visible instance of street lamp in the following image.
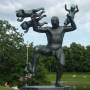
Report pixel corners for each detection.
[24,42,32,86]
[26,42,29,65]
[24,42,29,86]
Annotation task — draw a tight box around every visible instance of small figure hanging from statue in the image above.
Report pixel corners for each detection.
[64,4,79,26]
[16,8,47,33]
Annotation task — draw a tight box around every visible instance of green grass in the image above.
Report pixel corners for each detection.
[0,73,90,90]
[0,86,17,90]
[48,72,90,90]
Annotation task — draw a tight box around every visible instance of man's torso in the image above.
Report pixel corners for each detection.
[46,26,64,49]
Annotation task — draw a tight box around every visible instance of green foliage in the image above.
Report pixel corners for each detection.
[42,42,90,73]
[0,86,16,90]
[0,20,50,86]
[64,42,90,72]
[0,20,25,85]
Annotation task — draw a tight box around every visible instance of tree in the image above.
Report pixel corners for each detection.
[64,42,90,72]
[0,20,50,86]
[0,20,24,85]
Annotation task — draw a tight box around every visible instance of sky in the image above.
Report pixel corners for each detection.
[0,0,90,46]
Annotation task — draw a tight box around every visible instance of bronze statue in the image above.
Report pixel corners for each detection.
[64,4,79,26]
[31,14,76,86]
[16,7,77,87]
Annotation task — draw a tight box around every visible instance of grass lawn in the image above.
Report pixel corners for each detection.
[0,73,90,90]
[48,72,90,90]
[0,86,17,90]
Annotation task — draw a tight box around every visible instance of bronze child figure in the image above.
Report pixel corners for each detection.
[64,4,79,26]
[16,8,47,33]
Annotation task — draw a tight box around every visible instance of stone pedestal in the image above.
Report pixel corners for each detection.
[21,86,72,90]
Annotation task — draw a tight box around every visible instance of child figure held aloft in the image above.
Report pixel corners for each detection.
[64,4,79,26]
[16,8,45,22]
[21,10,47,33]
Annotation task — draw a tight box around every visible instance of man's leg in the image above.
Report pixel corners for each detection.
[55,63,64,87]
[31,45,51,75]
[55,49,65,87]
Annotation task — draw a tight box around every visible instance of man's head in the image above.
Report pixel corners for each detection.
[51,16,59,28]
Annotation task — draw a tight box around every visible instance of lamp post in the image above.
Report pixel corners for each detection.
[24,42,32,86]
[24,42,29,86]
[26,42,29,66]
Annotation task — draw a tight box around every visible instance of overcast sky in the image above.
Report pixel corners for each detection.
[0,0,90,46]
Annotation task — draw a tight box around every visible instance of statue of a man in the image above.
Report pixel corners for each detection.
[16,8,77,87]
[31,14,77,86]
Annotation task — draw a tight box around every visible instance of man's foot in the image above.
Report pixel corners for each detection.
[55,83,62,87]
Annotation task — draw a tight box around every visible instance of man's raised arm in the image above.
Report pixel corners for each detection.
[63,14,77,32]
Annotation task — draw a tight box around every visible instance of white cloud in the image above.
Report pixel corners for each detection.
[46,3,65,17]
[0,0,22,14]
